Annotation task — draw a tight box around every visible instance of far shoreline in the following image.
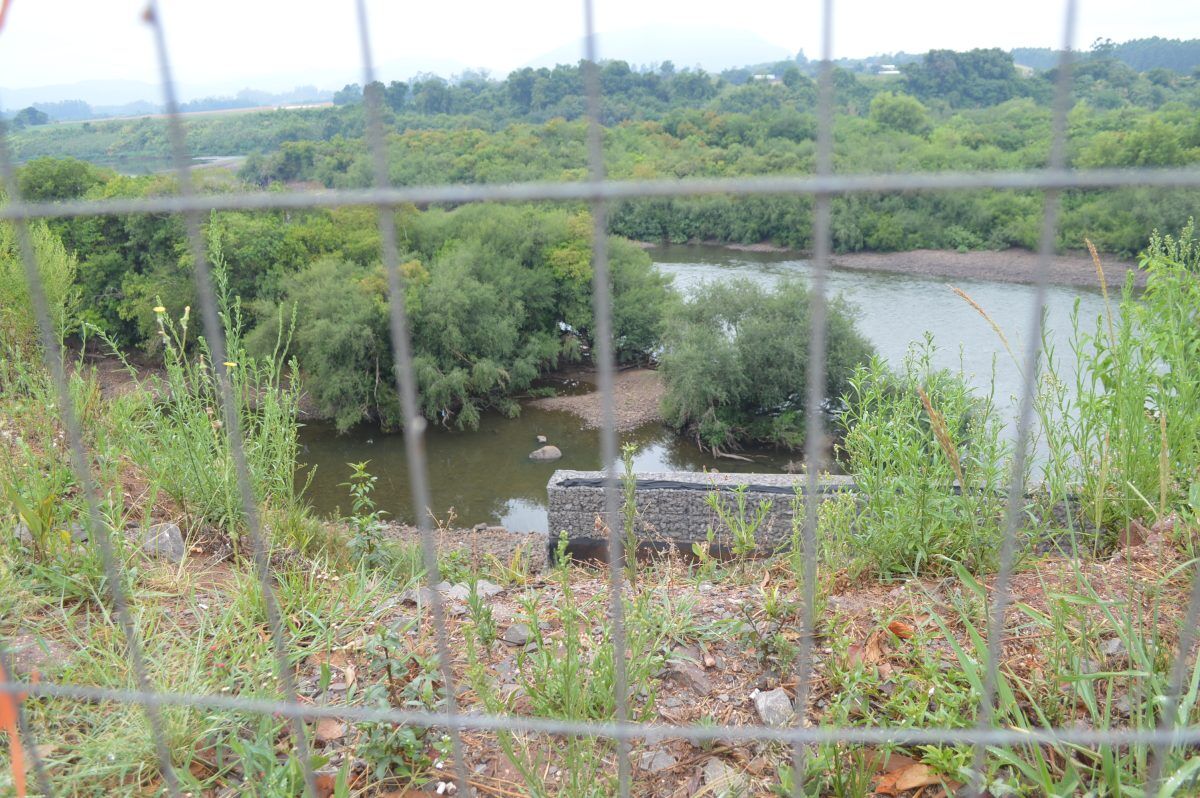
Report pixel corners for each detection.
[638,241,1143,290]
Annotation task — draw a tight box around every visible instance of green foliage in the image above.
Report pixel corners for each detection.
[0,220,79,357]
[1041,222,1200,531]
[705,485,772,560]
[249,256,394,431]
[107,252,304,534]
[839,338,1010,577]
[16,156,108,201]
[659,279,873,450]
[341,461,389,567]
[869,91,931,135]
[248,204,671,430]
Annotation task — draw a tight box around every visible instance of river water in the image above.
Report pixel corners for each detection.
[299,245,1108,531]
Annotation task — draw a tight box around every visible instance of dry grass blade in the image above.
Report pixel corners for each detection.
[917,385,965,489]
[949,285,1016,367]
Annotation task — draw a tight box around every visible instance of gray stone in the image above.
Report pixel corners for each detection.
[436,581,472,602]
[701,757,749,797]
[501,623,533,646]
[529,445,563,461]
[753,687,794,727]
[401,586,438,605]
[638,748,677,773]
[136,522,186,562]
[15,520,88,547]
[666,660,712,695]
[1101,636,1127,658]
[536,435,548,444]
[474,579,504,598]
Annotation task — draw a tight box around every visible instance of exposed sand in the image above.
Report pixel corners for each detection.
[530,368,665,431]
[830,247,1142,289]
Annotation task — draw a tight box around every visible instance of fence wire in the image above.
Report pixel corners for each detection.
[3,0,1200,796]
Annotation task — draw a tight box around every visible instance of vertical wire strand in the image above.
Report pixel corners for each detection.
[968,1,1077,794]
[789,0,835,793]
[581,0,632,793]
[0,108,181,798]
[0,646,55,797]
[350,0,470,791]
[140,4,317,795]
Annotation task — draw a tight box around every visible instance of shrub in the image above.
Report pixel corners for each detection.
[659,278,873,450]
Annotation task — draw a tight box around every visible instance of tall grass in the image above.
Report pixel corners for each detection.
[102,248,304,538]
[1038,227,1200,534]
[838,336,1011,578]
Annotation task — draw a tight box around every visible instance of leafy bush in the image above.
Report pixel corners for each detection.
[659,279,873,450]
[252,205,672,431]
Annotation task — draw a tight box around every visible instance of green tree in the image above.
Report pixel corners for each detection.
[659,279,873,450]
[869,91,930,135]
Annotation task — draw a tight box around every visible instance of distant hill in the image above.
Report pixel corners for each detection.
[524,25,791,72]
[1013,37,1200,73]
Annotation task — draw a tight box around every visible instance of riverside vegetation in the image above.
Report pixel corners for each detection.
[3,40,1200,797]
[6,42,1200,437]
[2,209,1199,795]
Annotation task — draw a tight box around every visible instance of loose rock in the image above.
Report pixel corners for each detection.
[501,623,533,646]
[666,660,712,695]
[135,522,186,562]
[436,581,472,602]
[639,748,677,774]
[536,435,548,444]
[529,445,563,461]
[753,687,794,727]
[474,579,504,598]
[701,757,749,797]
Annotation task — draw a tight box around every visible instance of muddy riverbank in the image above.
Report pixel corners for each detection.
[638,242,1141,289]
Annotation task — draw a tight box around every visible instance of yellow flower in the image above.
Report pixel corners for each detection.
[153,305,166,313]
[223,361,237,368]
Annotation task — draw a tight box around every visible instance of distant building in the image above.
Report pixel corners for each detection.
[877,64,901,75]
[751,73,782,84]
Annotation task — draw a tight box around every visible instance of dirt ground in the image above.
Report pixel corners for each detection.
[529,368,665,431]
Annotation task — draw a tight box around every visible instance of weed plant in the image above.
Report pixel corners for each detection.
[839,336,1011,577]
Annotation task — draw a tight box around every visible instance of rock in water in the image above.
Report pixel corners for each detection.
[528,445,562,461]
[536,434,548,444]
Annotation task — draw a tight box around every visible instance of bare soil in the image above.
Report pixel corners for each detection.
[529,368,665,431]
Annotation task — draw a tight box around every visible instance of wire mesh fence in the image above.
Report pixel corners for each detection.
[2,0,1200,796]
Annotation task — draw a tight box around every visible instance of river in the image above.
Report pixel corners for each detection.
[298,245,1109,531]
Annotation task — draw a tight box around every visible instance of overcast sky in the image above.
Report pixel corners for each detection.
[0,0,1196,95]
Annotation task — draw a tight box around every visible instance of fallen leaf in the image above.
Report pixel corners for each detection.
[760,570,771,589]
[314,770,338,798]
[315,718,346,743]
[888,620,916,640]
[874,763,944,796]
[849,631,886,666]
[343,662,356,689]
[307,650,351,670]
